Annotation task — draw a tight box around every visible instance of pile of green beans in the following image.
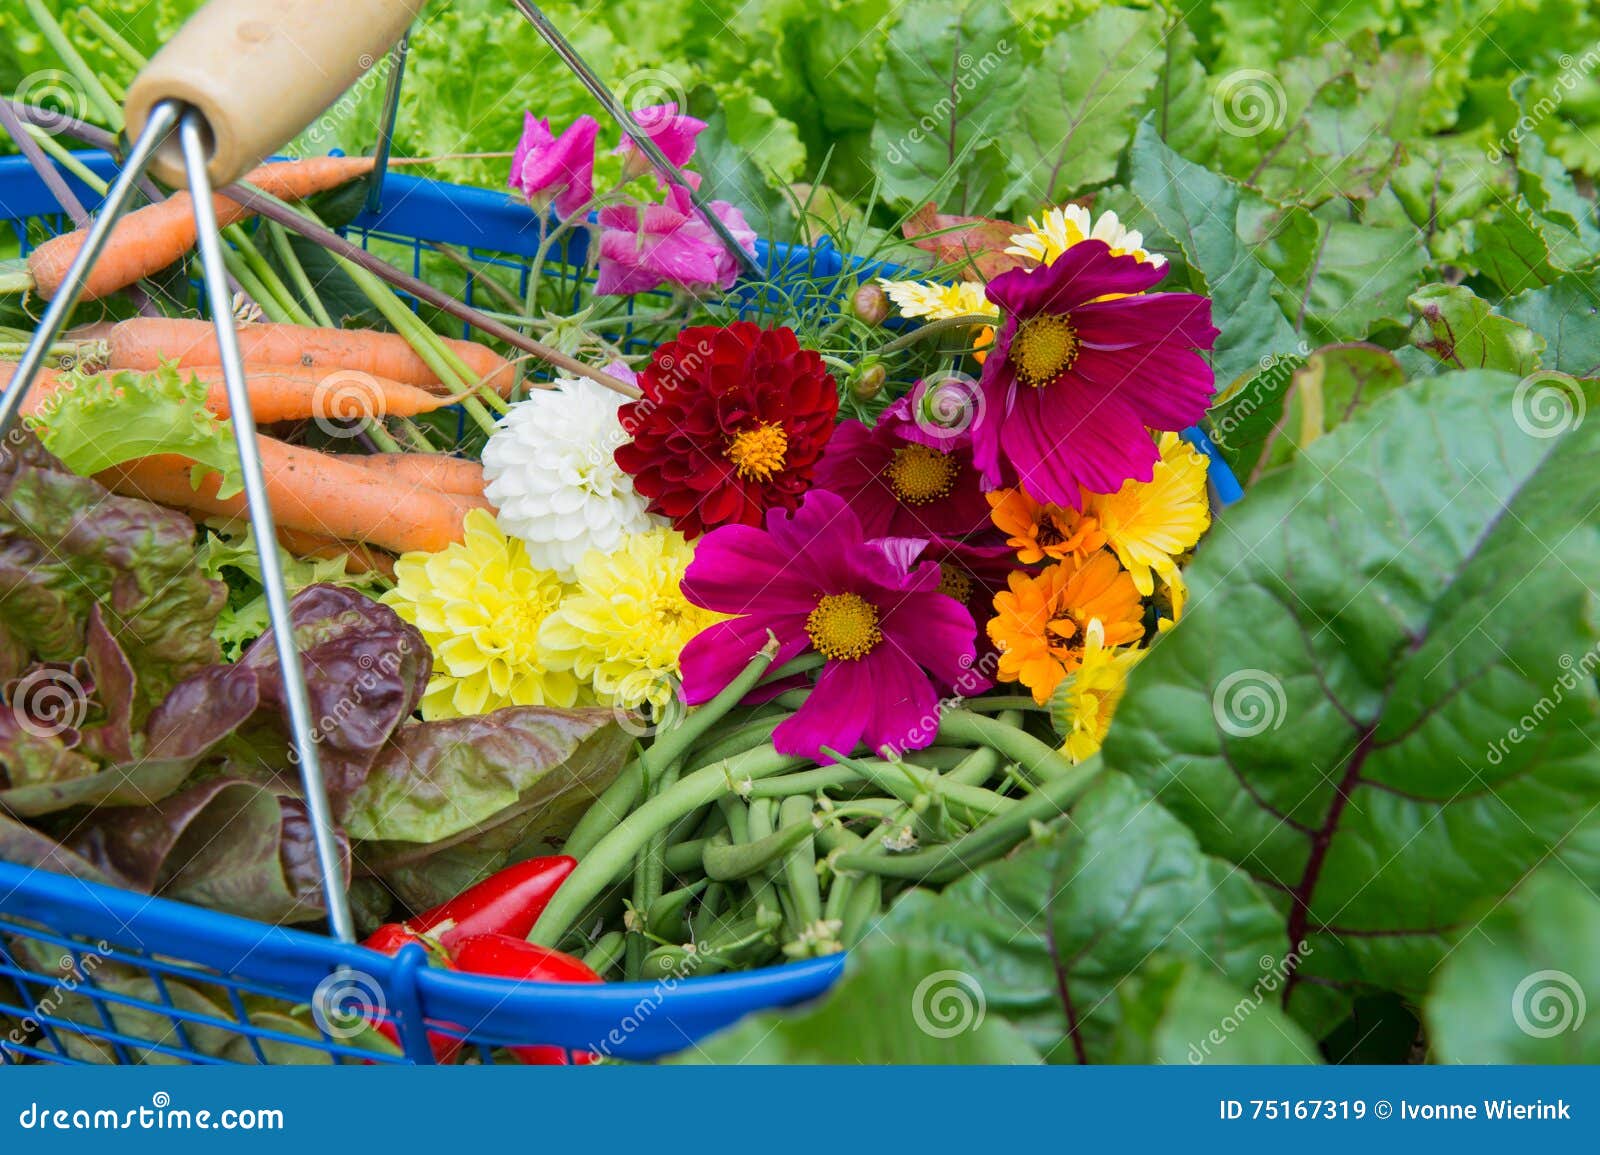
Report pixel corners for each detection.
[529,647,1100,980]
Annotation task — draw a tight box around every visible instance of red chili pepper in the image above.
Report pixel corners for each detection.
[447,933,602,1065]
[408,856,577,947]
[360,923,461,1063]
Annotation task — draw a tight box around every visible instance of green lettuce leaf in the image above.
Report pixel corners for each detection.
[28,363,242,499]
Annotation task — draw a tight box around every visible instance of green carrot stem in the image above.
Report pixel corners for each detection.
[226,225,311,325]
[266,221,335,327]
[527,744,807,948]
[25,0,122,129]
[23,125,106,193]
[76,7,147,70]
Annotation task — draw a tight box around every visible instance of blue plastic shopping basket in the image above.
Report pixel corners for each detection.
[0,150,1240,1065]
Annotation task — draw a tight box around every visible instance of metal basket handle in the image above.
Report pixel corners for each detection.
[0,0,427,942]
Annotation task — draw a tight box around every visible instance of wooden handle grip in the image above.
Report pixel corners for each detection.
[124,0,423,186]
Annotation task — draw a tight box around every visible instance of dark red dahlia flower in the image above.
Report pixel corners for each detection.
[973,240,1219,507]
[812,392,993,540]
[615,322,839,538]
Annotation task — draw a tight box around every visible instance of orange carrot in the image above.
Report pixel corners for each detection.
[331,452,487,497]
[106,317,515,396]
[273,526,397,579]
[26,156,377,302]
[2,361,450,424]
[98,437,472,555]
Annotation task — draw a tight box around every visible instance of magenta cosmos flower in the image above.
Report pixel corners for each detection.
[596,184,756,296]
[616,102,708,178]
[680,490,979,760]
[813,393,992,540]
[509,112,599,218]
[973,239,1218,507]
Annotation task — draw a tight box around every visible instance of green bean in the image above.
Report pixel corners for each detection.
[834,754,1103,883]
[746,765,861,798]
[564,645,779,858]
[646,879,707,941]
[581,931,627,977]
[628,754,683,976]
[840,874,882,948]
[702,817,813,880]
[822,748,1019,819]
[777,797,822,932]
[664,837,710,875]
[717,796,751,845]
[935,709,1075,784]
[685,713,795,770]
[528,744,806,947]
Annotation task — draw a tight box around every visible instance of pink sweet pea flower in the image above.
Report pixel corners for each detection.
[595,185,756,296]
[509,112,599,218]
[615,102,708,179]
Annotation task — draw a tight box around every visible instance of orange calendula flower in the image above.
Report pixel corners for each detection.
[986,487,1107,566]
[986,551,1145,704]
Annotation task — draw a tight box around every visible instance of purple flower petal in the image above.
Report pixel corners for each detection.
[1073,292,1218,351]
[774,660,872,760]
[985,240,1166,316]
[859,646,942,756]
[880,591,980,691]
[680,615,807,705]
[682,524,821,614]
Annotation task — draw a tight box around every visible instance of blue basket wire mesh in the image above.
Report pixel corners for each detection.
[0,151,1240,1066]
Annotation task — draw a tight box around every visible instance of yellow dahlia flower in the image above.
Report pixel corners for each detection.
[382,509,578,719]
[1085,432,1211,597]
[878,278,998,321]
[1006,204,1165,269]
[538,528,725,711]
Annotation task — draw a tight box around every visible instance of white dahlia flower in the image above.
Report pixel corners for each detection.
[482,372,657,578]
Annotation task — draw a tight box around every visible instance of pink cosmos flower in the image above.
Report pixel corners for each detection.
[615,102,708,179]
[509,112,599,218]
[973,240,1218,507]
[679,490,979,761]
[812,394,992,540]
[595,185,756,296]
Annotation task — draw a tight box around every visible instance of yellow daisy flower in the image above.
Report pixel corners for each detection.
[878,278,998,321]
[539,528,726,712]
[1054,619,1146,763]
[382,509,578,719]
[1005,204,1165,269]
[1084,432,1211,597]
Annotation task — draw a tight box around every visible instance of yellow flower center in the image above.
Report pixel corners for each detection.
[805,593,882,662]
[726,422,788,481]
[1012,314,1079,387]
[885,443,958,505]
[936,565,973,604]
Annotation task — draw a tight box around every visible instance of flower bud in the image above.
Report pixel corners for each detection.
[851,283,890,326]
[849,362,887,401]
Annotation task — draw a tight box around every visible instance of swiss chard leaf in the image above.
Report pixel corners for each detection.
[1425,868,1600,1063]
[1103,369,1600,1034]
